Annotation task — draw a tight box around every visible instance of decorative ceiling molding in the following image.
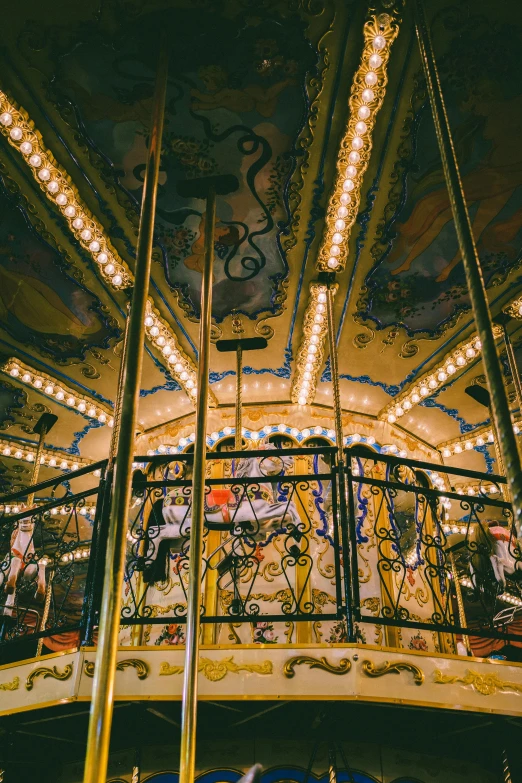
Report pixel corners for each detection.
[316,13,400,272]
[0,88,203,404]
[378,328,503,423]
[1,357,114,426]
[0,436,92,471]
[504,297,522,320]
[290,283,335,405]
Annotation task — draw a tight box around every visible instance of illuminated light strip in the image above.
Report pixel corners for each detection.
[0,90,202,403]
[2,357,114,426]
[0,92,131,288]
[438,418,522,457]
[144,302,217,406]
[316,15,400,272]
[377,331,504,423]
[0,436,92,471]
[291,283,334,405]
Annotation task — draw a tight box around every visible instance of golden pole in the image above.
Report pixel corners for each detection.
[415,0,522,536]
[324,282,342,463]
[82,43,168,783]
[235,344,243,451]
[27,433,45,508]
[448,549,471,656]
[179,185,216,783]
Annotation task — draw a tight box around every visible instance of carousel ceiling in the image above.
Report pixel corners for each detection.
[0,0,521,494]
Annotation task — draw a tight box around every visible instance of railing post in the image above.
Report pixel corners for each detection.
[80,466,111,647]
[82,40,168,783]
[414,0,522,537]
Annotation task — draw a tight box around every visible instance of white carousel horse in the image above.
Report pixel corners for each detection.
[487,524,522,587]
[142,448,301,582]
[0,518,46,615]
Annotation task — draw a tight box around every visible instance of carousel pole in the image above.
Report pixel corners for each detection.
[414,0,522,537]
[216,337,268,451]
[82,41,168,783]
[493,313,522,414]
[27,413,58,507]
[320,272,355,642]
[177,173,238,783]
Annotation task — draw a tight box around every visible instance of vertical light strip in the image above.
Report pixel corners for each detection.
[317,13,400,272]
[291,283,336,405]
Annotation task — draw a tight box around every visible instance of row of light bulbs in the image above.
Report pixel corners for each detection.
[439,420,522,457]
[0,96,130,289]
[0,437,91,472]
[0,503,96,516]
[0,92,200,404]
[4,359,114,426]
[382,336,483,424]
[143,302,209,403]
[292,285,330,406]
[317,18,398,272]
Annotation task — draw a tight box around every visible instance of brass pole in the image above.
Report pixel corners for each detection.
[448,549,471,656]
[27,428,47,508]
[325,283,342,462]
[501,325,522,414]
[235,344,243,451]
[179,186,216,783]
[502,749,513,783]
[82,43,168,783]
[415,0,522,536]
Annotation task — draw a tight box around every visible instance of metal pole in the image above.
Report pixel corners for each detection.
[448,549,471,656]
[27,428,47,508]
[179,186,216,783]
[235,344,243,451]
[415,0,522,537]
[501,325,522,414]
[324,276,354,641]
[82,43,168,783]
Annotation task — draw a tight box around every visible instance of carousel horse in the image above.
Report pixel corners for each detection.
[141,447,300,583]
[486,523,522,587]
[0,517,46,615]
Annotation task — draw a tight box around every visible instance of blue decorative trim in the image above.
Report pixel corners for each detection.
[140,349,181,396]
[66,420,104,455]
[321,359,400,396]
[420,399,469,432]
[145,766,380,783]
[475,444,495,474]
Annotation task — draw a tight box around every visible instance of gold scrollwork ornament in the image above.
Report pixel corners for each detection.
[361,659,424,685]
[0,676,19,691]
[283,655,351,679]
[160,656,273,682]
[433,668,522,696]
[26,664,74,691]
[83,658,149,680]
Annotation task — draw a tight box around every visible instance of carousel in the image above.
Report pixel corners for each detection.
[0,0,522,781]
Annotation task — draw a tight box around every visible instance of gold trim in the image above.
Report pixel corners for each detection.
[25,664,74,691]
[159,656,273,682]
[0,676,19,691]
[83,659,149,680]
[283,655,351,679]
[361,659,424,686]
[433,668,522,696]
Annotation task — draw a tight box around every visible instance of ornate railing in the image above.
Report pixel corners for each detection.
[1,445,521,660]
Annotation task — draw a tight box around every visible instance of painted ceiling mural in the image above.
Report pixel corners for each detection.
[0,0,520,491]
[51,5,317,322]
[358,9,522,338]
[0,174,121,361]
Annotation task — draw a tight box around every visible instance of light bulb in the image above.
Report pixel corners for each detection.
[64,206,76,218]
[443,448,451,458]
[78,402,86,412]
[55,390,64,400]
[420,386,429,397]
[411,393,420,403]
[29,154,42,167]
[47,180,59,193]
[72,218,84,229]
[56,193,68,205]
[388,414,396,423]
[456,355,465,366]
[348,150,361,164]
[0,112,13,126]
[80,228,92,241]
[20,141,32,154]
[369,54,383,69]
[144,316,154,326]
[88,407,96,417]
[44,384,54,394]
[355,121,367,135]
[332,232,343,244]
[67,396,75,406]
[403,399,411,410]
[340,192,351,205]
[438,371,447,382]
[112,274,123,286]
[446,363,456,374]
[38,168,51,181]
[428,379,437,389]
[89,240,101,252]
[343,179,355,192]
[97,252,108,265]
[22,373,31,382]
[337,206,349,218]
[358,105,370,120]
[373,35,386,50]
[365,71,378,86]
[352,136,363,150]
[335,219,346,231]
[345,165,357,178]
